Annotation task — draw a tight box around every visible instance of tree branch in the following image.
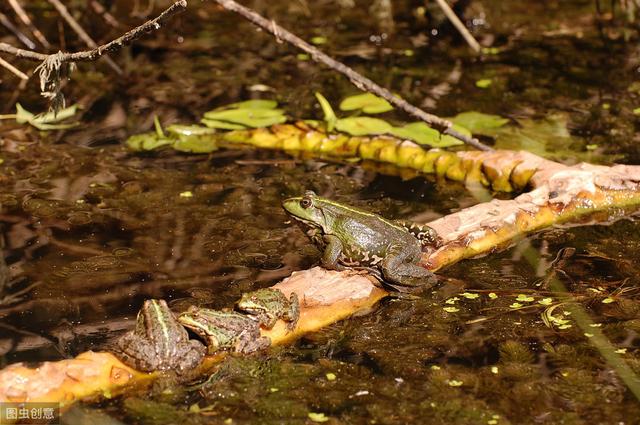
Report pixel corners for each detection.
[210,0,492,151]
[0,0,187,63]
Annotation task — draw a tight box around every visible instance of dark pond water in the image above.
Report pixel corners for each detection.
[1,1,640,424]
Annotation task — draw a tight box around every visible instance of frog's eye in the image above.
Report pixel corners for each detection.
[300,198,313,209]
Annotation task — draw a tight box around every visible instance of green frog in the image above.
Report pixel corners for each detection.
[282,191,439,291]
[177,306,271,354]
[236,288,300,331]
[116,299,206,374]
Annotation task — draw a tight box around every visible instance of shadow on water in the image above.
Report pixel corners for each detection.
[0,0,639,423]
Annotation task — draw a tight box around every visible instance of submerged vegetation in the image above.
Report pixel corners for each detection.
[0,1,639,424]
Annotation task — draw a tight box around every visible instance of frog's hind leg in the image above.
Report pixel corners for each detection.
[235,330,271,354]
[395,220,441,248]
[380,245,437,292]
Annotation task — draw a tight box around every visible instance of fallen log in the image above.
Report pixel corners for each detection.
[3,124,640,409]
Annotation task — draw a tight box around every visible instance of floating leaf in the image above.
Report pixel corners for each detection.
[179,191,193,198]
[390,122,466,148]
[339,93,393,114]
[475,79,492,88]
[203,108,286,128]
[166,124,217,137]
[447,380,463,387]
[335,116,392,136]
[16,103,80,130]
[172,136,219,153]
[308,412,330,423]
[488,292,498,299]
[492,114,621,163]
[443,306,459,313]
[325,373,336,381]
[126,133,173,151]
[602,297,615,304]
[538,298,553,306]
[224,99,278,110]
[315,92,337,132]
[515,294,535,302]
[445,297,459,304]
[509,303,523,309]
[460,292,479,299]
[310,36,328,45]
[449,111,509,136]
[201,118,248,130]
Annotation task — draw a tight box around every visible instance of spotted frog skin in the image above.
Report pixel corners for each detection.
[116,299,206,374]
[282,191,438,291]
[177,307,271,354]
[236,288,300,331]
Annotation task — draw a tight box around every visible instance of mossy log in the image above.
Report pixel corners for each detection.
[2,123,640,408]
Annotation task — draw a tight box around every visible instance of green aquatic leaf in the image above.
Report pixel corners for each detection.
[390,122,465,148]
[335,116,392,136]
[172,138,218,153]
[126,133,173,151]
[224,99,278,110]
[339,92,393,114]
[171,128,219,153]
[449,111,509,136]
[16,103,80,130]
[203,108,286,128]
[166,124,217,137]
[310,36,328,45]
[308,412,330,423]
[201,118,248,130]
[315,92,337,132]
[475,79,492,88]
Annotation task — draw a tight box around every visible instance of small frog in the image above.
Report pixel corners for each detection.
[116,299,206,374]
[282,191,439,291]
[178,306,271,354]
[236,288,300,331]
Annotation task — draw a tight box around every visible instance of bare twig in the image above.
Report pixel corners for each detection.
[7,0,51,49]
[0,0,187,63]
[47,0,122,75]
[90,1,121,29]
[210,0,492,151]
[0,57,28,80]
[0,12,36,50]
[433,0,481,53]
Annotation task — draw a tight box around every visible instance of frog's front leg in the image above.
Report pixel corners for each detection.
[380,245,436,291]
[321,235,345,270]
[285,293,300,331]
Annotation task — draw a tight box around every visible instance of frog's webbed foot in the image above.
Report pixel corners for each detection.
[176,340,206,372]
[115,333,159,372]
